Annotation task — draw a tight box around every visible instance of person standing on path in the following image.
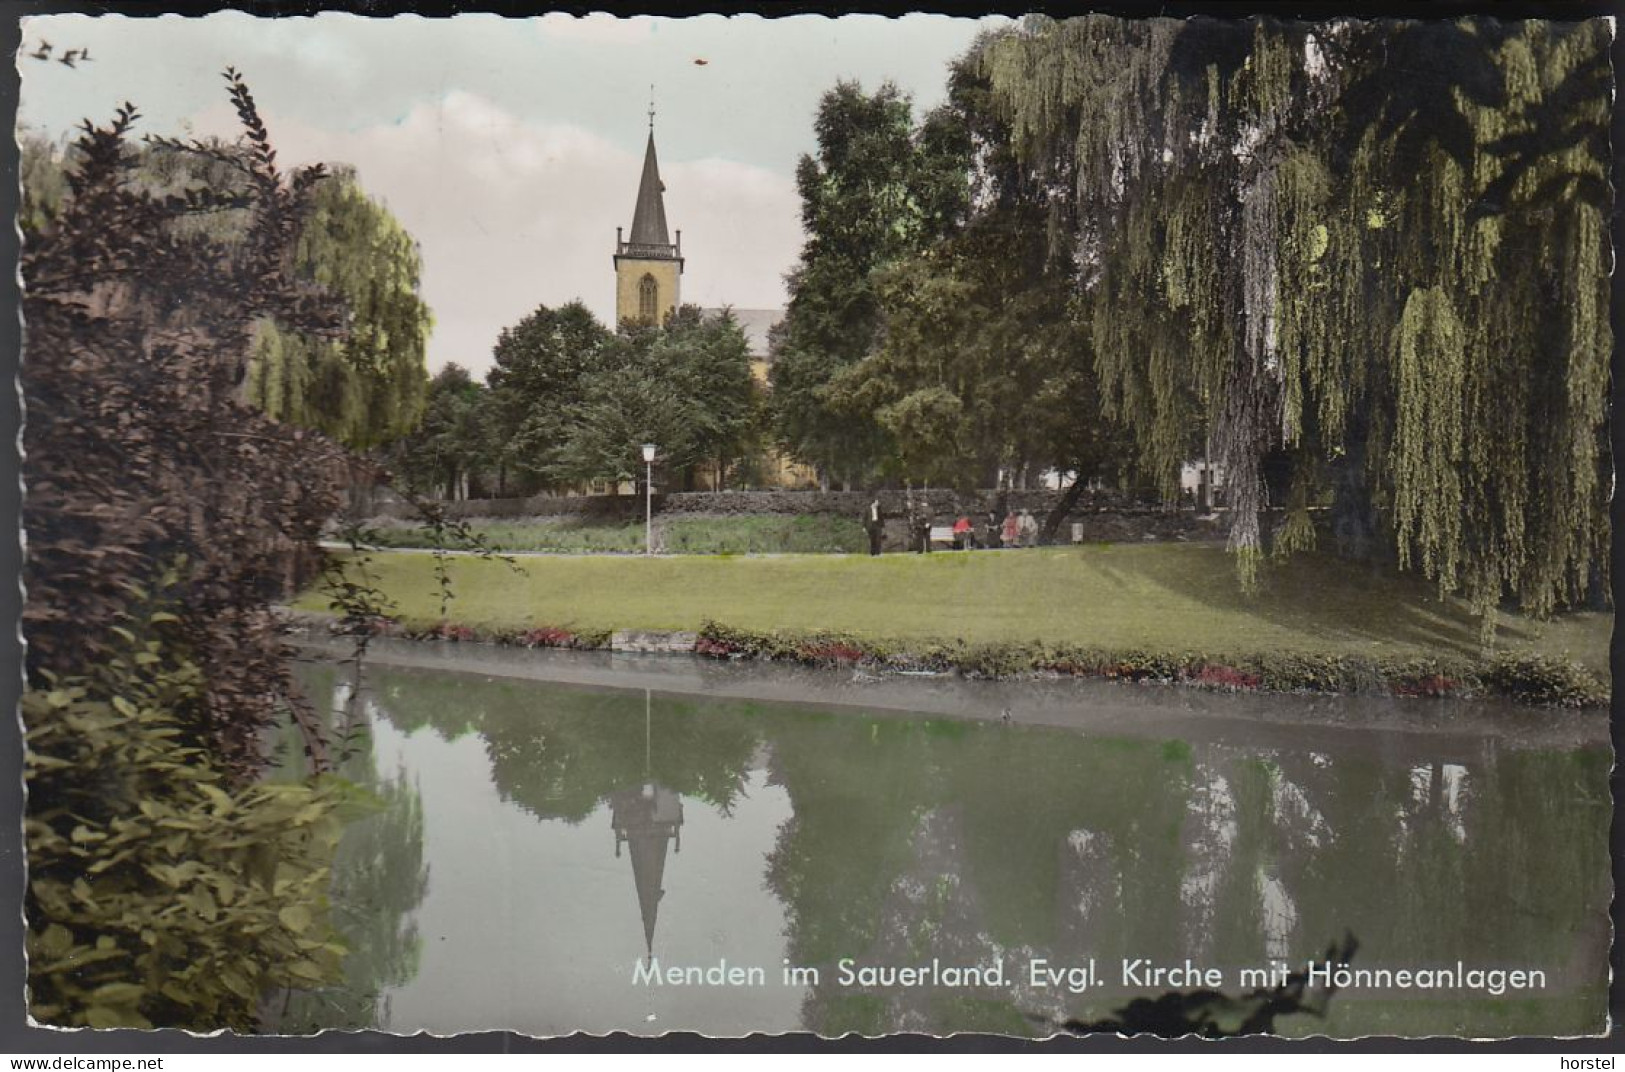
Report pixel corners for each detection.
[1019,509,1039,547]
[1001,511,1020,549]
[865,498,884,556]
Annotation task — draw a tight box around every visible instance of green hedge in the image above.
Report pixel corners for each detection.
[1481,651,1610,708]
[362,514,867,556]
[290,613,1608,709]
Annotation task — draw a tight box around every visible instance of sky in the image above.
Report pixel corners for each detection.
[17,13,1010,377]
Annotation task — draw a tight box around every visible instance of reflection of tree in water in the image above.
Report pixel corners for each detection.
[1137,743,1609,1036]
[1275,745,1610,1035]
[373,668,760,824]
[762,716,935,963]
[288,661,1610,1037]
[370,669,761,962]
[764,717,1193,1035]
[941,733,1191,959]
[272,664,431,1032]
[368,671,481,742]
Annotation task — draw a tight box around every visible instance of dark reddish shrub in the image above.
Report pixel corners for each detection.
[694,635,742,658]
[22,78,351,774]
[798,640,866,664]
[519,626,575,648]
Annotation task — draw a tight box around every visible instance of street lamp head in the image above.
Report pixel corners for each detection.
[642,443,657,463]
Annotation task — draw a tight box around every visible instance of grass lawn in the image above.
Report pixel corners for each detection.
[295,544,1612,676]
[364,514,866,555]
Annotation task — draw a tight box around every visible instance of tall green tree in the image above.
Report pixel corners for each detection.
[485,301,612,485]
[391,364,494,500]
[770,80,970,488]
[832,56,1130,502]
[553,308,754,489]
[846,220,1121,496]
[480,302,753,492]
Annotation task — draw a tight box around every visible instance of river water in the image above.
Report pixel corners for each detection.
[275,640,1611,1039]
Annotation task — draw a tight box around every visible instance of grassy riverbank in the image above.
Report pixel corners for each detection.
[295,544,1610,677]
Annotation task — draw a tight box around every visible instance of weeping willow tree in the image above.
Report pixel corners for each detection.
[979,16,1611,631]
[245,167,432,449]
[21,137,431,450]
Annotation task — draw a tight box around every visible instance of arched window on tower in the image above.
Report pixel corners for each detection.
[639,274,659,322]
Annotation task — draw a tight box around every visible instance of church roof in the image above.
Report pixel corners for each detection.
[628,130,672,249]
[701,307,783,359]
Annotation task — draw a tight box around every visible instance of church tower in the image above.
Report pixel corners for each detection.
[614,105,683,327]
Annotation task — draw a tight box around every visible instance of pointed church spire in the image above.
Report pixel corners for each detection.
[628,124,672,249]
[614,98,682,325]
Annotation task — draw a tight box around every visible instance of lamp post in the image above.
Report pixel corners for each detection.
[642,443,657,556]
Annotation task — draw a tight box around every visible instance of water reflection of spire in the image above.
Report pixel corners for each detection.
[612,689,685,958]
